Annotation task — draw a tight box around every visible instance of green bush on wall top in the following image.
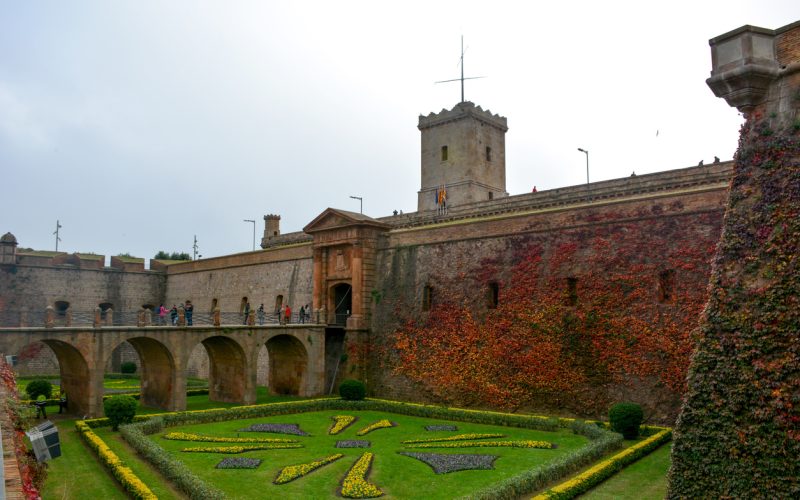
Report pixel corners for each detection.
[339,379,366,400]
[120,361,137,374]
[104,395,138,431]
[609,402,643,439]
[25,379,53,400]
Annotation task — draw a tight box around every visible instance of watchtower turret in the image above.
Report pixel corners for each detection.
[0,232,18,265]
[417,101,508,212]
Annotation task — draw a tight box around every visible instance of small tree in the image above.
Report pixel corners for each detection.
[25,379,53,400]
[339,379,366,400]
[104,395,137,431]
[609,402,644,439]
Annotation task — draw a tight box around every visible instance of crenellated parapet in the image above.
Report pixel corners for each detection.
[418,101,508,132]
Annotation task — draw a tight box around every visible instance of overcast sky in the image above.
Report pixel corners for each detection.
[1,1,798,261]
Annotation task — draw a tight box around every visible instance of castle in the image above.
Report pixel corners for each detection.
[3,20,796,422]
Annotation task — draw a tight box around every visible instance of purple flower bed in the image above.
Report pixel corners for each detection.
[335,440,371,448]
[425,425,458,431]
[215,457,262,469]
[238,423,309,436]
[398,452,498,474]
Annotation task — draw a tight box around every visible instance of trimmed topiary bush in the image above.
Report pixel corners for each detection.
[104,395,138,431]
[120,361,137,374]
[339,379,366,400]
[609,403,643,439]
[25,379,53,400]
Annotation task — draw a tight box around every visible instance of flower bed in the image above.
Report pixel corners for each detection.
[409,440,555,449]
[356,419,395,436]
[182,443,303,454]
[340,452,383,498]
[274,453,344,484]
[403,433,505,444]
[215,457,262,469]
[336,440,371,448]
[425,425,458,431]
[329,415,357,435]
[163,431,298,443]
[75,421,157,500]
[238,423,309,435]
[398,452,498,474]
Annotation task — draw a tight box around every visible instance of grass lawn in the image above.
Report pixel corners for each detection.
[150,409,588,499]
[579,442,671,499]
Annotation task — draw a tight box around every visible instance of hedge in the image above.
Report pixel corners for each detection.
[532,427,672,499]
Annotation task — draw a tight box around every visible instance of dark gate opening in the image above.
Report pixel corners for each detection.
[332,284,352,326]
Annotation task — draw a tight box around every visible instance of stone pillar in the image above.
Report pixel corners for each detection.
[143,308,152,326]
[247,309,255,326]
[104,308,113,326]
[137,309,145,327]
[213,307,221,327]
[178,306,185,326]
[45,306,55,328]
[65,307,72,327]
[93,307,102,328]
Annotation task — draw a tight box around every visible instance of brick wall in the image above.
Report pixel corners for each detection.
[776,20,800,65]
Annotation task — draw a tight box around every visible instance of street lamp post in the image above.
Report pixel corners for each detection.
[349,196,363,214]
[577,148,589,185]
[243,219,256,251]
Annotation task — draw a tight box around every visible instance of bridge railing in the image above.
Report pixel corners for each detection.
[0,310,319,328]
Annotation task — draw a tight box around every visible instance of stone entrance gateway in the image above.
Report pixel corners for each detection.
[330,283,352,326]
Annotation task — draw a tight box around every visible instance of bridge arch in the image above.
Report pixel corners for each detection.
[265,334,308,395]
[34,339,90,417]
[198,335,249,403]
[107,337,176,410]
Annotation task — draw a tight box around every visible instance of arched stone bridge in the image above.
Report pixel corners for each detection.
[0,325,330,417]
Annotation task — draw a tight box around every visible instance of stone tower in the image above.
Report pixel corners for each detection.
[0,232,17,265]
[260,214,281,249]
[417,101,508,212]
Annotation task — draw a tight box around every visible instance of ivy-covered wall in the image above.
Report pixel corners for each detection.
[370,189,728,422]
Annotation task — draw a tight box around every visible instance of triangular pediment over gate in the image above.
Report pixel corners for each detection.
[303,208,390,234]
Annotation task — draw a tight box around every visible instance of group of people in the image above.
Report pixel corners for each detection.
[248,303,311,325]
[156,301,194,326]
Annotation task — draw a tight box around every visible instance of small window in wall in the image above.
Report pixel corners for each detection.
[55,301,70,316]
[273,231,278,236]
[422,285,433,311]
[274,295,283,313]
[486,146,492,161]
[141,303,154,311]
[99,302,113,319]
[658,269,675,303]
[488,192,493,200]
[441,145,448,161]
[239,297,249,313]
[566,277,578,306]
[211,298,218,312]
[487,282,499,309]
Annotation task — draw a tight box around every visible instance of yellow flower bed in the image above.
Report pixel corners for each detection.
[532,428,672,499]
[75,421,157,500]
[274,453,344,484]
[329,415,357,435]
[163,431,298,443]
[409,439,555,449]
[402,433,505,444]
[182,443,303,453]
[340,452,383,498]
[355,419,395,436]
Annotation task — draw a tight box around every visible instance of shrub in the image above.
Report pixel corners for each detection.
[25,379,53,400]
[609,403,643,439]
[104,396,138,431]
[120,362,137,374]
[339,379,366,400]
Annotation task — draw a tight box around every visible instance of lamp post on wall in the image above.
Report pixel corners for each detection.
[577,148,589,185]
[243,219,256,251]
[349,196,363,214]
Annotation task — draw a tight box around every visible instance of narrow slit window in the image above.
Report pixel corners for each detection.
[487,282,499,309]
[658,269,675,303]
[422,285,433,311]
[441,145,448,161]
[211,298,218,312]
[566,277,578,306]
[488,191,493,200]
[486,146,492,161]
